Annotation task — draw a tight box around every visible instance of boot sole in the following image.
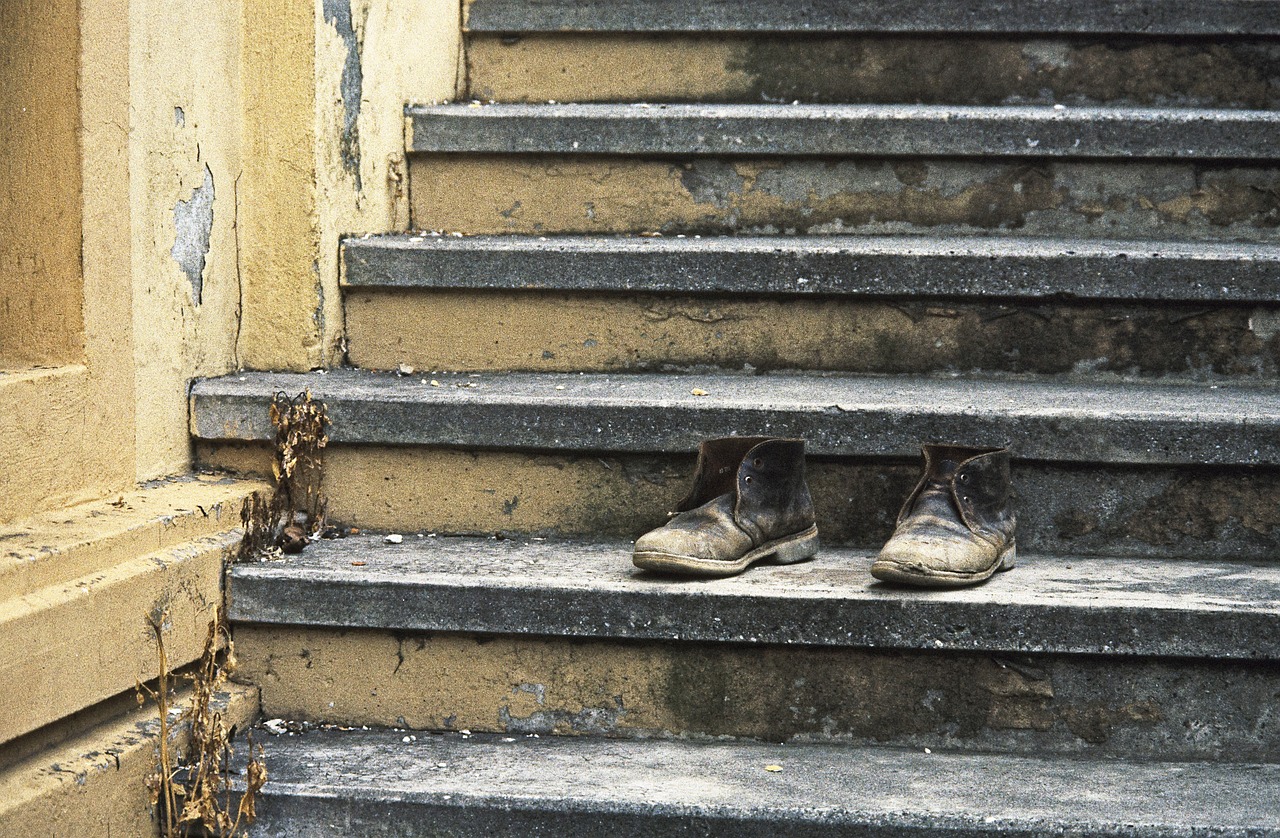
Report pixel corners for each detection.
[632,525,820,578]
[869,541,1017,589]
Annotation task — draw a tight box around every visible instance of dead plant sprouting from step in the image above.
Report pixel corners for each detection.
[238,389,330,559]
[139,607,266,837]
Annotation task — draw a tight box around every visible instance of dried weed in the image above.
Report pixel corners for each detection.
[238,389,330,560]
[139,608,266,838]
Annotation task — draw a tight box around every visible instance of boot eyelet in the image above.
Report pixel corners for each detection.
[744,476,753,484]
[753,458,762,467]
[959,473,969,484]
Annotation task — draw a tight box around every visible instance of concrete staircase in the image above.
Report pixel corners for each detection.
[197,1,1280,833]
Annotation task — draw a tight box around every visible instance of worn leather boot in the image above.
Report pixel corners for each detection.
[870,444,1016,588]
[632,436,819,577]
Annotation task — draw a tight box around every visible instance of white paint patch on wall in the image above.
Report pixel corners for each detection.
[170,163,214,305]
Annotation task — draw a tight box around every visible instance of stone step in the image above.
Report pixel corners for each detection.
[343,233,1280,377]
[192,370,1280,557]
[231,534,1280,659]
[464,33,1280,109]
[0,474,267,601]
[243,731,1280,837]
[407,103,1280,160]
[406,113,1280,240]
[345,234,1280,302]
[192,369,1280,466]
[228,536,1280,760]
[463,0,1280,36]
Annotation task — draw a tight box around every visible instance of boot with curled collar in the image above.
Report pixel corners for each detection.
[871,444,1016,588]
[632,436,819,577]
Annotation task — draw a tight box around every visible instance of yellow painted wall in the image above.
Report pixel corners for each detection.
[238,0,461,372]
[130,0,245,479]
[0,0,83,368]
[134,0,461,474]
[1,0,463,516]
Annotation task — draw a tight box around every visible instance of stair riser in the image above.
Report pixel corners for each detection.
[467,34,1280,109]
[233,625,1280,762]
[346,288,1280,378]
[409,156,1280,240]
[197,444,1280,559]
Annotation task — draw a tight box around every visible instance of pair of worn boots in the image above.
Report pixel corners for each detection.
[631,437,1016,588]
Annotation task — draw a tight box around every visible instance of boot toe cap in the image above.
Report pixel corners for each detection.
[871,535,1004,587]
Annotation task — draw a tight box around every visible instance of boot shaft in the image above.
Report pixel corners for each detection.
[899,444,1015,539]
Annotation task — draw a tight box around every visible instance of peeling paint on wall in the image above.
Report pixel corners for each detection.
[323,0,364,190]
[170,164,215,306]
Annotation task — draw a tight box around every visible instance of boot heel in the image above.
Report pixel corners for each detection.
[771,527,820,565]
[998,542,1017,571]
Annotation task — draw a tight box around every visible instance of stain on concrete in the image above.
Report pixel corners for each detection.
[323,0,364,190]
[236,626,1280,760]
[733,37,1280,108]
[410,156,1280,241]
[347,288,1280,379]
[170,164,215,306]
[467,34,1280,108]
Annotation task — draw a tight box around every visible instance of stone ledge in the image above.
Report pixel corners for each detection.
[463,0,1280,36]
[0,475,268,600]
[0,531,239,745]
[228,535,1280,659]
[407,103,1280,160]
[0,683,258,836]
[245,730,1280,837]
[344,234,1280,304]
[192,369,1280,466]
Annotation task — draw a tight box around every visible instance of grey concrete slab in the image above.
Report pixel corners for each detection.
[407,103,1280,160]
[244,730,1280,837]
[192,369,1280,466]
[464,0,1280,36]
[343,233,1280,304]
[228,535,1280,659]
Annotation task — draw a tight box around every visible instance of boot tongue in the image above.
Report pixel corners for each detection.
[912,459,961,515]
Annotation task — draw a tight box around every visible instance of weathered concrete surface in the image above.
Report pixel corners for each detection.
[343,234,1280,377]
[244,731,1280,837]
[191,369,1280,466]
[0,531,236,745]
[346,287,1280,378]
[344,234,1280,302]
[408,156,1280,241]
[408,103,1280,160]
[197,443,1280,559]
[463,0,1280,36]
[232,622,1280,760]
[466,34,1280,109]
[0,474,267,600]
[230,535,1280,659]
[0,683,258,836]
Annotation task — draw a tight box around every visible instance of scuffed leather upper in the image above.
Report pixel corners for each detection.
[878,445,1015,574]
[635,437,815,561]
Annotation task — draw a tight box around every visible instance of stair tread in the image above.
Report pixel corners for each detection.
[248,729,1280,836]
[345,232,1280,303]
[193,369,1280,466]
[229,534,1280,659]
[463,0,1280,36]
[407,102,1280,159]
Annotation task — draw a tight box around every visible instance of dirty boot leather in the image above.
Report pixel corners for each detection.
[871,444,1016,588]
[632,437,819,577]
